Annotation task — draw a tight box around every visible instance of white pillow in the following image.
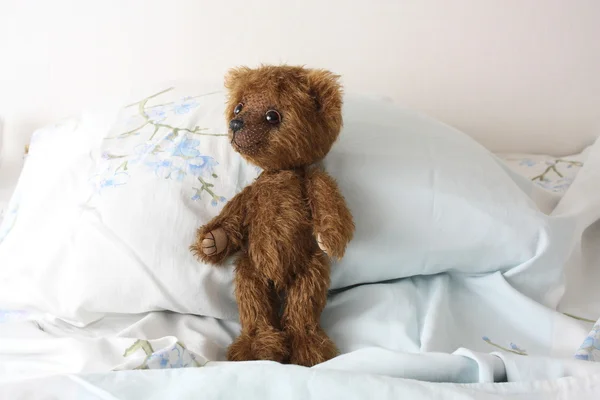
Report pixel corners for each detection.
[0,83,553,325]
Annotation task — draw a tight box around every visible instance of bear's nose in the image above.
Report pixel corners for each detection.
[229,119,244,133]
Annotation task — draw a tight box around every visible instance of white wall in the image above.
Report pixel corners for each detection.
[1,0,599,168]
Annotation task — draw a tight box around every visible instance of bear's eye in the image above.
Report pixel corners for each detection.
[265,110,281,124]
[234,103,243,115]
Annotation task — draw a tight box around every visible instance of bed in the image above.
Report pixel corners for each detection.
[1,1,599,399]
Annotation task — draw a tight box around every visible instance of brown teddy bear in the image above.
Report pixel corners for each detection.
[191,65,354,367]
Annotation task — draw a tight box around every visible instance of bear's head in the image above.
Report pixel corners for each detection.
[224,65,343,171]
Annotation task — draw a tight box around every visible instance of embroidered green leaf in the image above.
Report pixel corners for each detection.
[115,161,129,172]
[123,339,155,358]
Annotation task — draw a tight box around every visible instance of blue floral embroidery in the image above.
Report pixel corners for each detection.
[147,158,176,179]
[188,156,218,177]
[546,177,574,192]
[93,88,228,205]
[146,107,167,122]
[575,324,600,362]
[171,138,202,158]
[211,196,227,207]
[531,159,583,192]
[136,136,219,183]
[519,159,536,167]
[123,340,204,370]
[100,172,130,188]
[510,343,526,353]
[147,346,195,369]
[482,336,527,355]
[172,97,199,115]
[506,156,584,193]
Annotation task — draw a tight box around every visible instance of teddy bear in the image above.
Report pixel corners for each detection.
[190,65,354,367]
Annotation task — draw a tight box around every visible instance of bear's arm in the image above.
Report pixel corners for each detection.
[306,166,355,260]
[190,185,251,265]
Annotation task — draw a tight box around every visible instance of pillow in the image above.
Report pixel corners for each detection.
[326,97,550,288]
[0,83,254,324]
[0,83,553,325]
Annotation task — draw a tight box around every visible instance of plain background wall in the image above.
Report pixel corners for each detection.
[0,0,599,174]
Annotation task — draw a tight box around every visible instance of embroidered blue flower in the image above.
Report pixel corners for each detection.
[170,168,187,182]
[172,98,199,115]
[167,347,186,368]
[519,159,536,167]
[171,138,201,158]
[535,177,574,193]
[146,107,167,122]
[131,142,159,163]
[581,336,597,349]
[100,172,130,188]
[151,159,174,179]
[574,323,600,361]
[165,131,177,141]
[580,329,600,351]
[482,336,527,355]
[510,343,526,353]
[188,156,218,178]
[209,196,227,207]
[155,352,169,368]
[146,344,200,369]
[551,178,574,192]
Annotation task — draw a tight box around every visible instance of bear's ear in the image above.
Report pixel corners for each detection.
[224,66,251,90]
[305,69,343,113]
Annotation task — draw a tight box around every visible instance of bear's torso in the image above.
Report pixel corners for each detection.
[244,169,316,289]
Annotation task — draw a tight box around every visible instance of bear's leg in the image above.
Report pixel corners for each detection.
[282,252,338,367]
[227,254,288,363]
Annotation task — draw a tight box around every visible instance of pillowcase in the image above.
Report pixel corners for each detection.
[325,97,549,288]
[0,83,552,325]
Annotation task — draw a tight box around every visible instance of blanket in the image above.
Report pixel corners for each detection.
[0,139,599,399]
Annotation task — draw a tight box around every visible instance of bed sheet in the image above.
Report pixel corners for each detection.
[1,360,600,400]
[0,143,599,398]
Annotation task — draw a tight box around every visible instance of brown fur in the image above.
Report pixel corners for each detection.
[190,65,354,367]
